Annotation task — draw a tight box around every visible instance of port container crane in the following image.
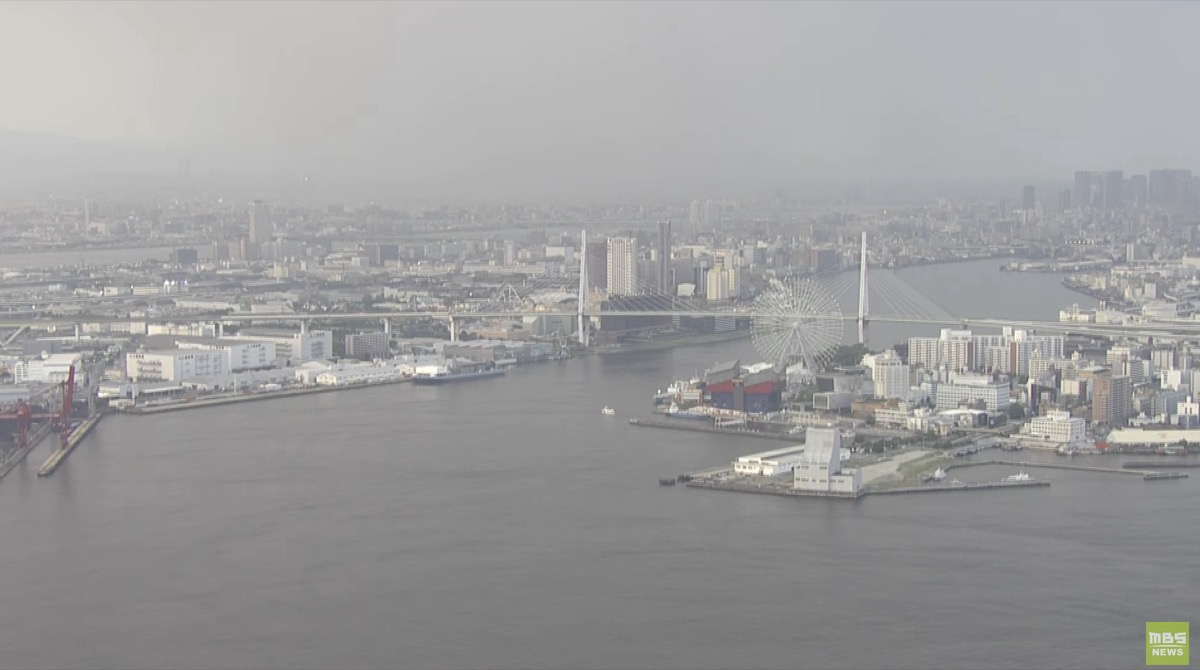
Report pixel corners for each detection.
[0,365,75,452]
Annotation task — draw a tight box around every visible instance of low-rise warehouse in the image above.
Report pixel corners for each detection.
[732,446,807,476]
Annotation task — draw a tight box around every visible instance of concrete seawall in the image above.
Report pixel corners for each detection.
[37,414,104,477]
[629,418,798,442]
[124,378,412,415]
[867,480,1051,495]
[1122,461,1200,469]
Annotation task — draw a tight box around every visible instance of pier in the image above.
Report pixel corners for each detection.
[628,418,798,442]
[36,414,103,477]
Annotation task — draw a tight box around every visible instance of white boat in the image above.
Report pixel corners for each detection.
[1002,471,1033,482]
[932,467,947,481]
[601,406,616,416]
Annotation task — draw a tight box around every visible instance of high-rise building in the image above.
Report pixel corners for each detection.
[908,329,973,373]
[1073,171,1093,211]
[585,241,608,292]
[706,266,730,301]
[344,332,390,360]
[1128,174,1148,207]
[1092,373,1133,425]
[1149,169,1193,207]
[170,248,199,265]
[656,220,672,293]
[606,237,639,296]
[1102,170,1123,210]
[866,349,910,400]
[249,201,272,245]
[1022,185,1036,210]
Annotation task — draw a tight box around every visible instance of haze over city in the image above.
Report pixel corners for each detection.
[2,0,1199,200]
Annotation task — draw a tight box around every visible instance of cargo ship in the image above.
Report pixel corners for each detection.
[412,364,506,385]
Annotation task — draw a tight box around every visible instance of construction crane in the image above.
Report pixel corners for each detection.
[0,365,75,452]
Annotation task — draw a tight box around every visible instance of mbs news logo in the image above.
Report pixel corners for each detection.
[1147,622,1189,666]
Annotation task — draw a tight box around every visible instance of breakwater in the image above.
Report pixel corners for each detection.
[867,480,1051,495]
[947,459,1189,481]
[1122,461,1200,469]
[36,414,103,477]
[628,418,798,442]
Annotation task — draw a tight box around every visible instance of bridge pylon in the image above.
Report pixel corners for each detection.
[577,230,590,347]
[857,231,869,344]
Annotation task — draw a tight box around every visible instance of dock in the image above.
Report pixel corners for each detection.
[36,413,103,477]
[0,422,56,480]
[628,418,798,442]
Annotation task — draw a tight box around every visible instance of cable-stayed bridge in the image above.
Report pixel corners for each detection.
[2,234,1198,353]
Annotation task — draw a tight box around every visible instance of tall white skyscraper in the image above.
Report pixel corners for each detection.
[606,237,639,296]
[865,349,910,400]
[249,201,272,245]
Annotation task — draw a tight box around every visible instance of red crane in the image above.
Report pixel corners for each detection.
[1,365,75,452]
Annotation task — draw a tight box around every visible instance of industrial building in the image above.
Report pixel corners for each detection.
[934,373,1010,413]
[704,360,785,414]
[444,340,555,364]
[12,353,82,384]
[732,446,807,476]
[345,331,391,360]
[232,328,333,363]
[175,337,276,372]
[312,362,405,386]
[792,428,861,495]
[126,349,226,383]
[1023,410,1087,443]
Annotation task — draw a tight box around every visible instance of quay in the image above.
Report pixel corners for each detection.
[948,460,1145,476]
[0,422,56,480]
[628,418,798,442]
[123,378,411,415]
[867,480,1051,496]
[947,460,1189,481]
[684,479,864,499]
[37,414,103,477]
[681,477,1049,500]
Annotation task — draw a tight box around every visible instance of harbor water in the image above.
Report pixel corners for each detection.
[0,260,1193,670]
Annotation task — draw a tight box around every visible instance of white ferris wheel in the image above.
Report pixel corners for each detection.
[750,277,844,382]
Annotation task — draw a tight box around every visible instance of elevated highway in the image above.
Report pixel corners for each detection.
[1,309,1197,340]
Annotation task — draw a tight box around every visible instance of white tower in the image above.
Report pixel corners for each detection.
[857,231,869,344]
[577,230,589,347]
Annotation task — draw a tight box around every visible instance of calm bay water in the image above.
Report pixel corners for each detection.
[0,260,1193,670]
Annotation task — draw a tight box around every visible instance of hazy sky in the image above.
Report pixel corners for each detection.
[1,1,1197,198]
